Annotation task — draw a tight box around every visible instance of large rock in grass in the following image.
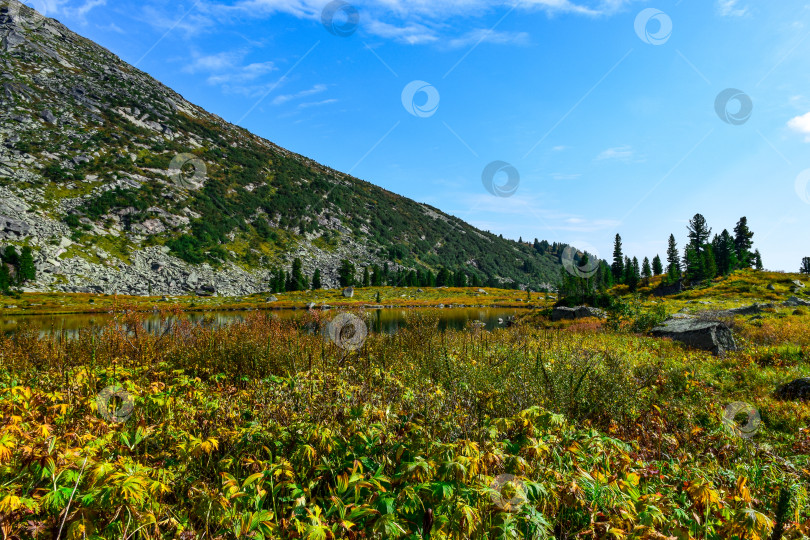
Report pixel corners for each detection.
[343,287,354,298]
[651,318,737,355]
[551,306,606,321]
[714,302,774,317]
[784,296,810,307]
[775,378,810,401]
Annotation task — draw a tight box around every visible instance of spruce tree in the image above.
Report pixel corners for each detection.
[611,234,624,283]
[652,255,663,276]
[338,259,356,287]
[800,257,810,275]
[362,266,371,287]
[702,244,717,280]
[2,246,19,267]
[312,268,322,290]
[291,258,306,291]
[733,217,755,268]
[18,246,36,283]
[666,234,681,281]
[0,263,9,292]
[683,244,704,283]
[754,249,763,270]
[642,257,652,279]
[687,213,712,255]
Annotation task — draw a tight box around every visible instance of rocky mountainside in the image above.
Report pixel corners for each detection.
[0,0,565,296]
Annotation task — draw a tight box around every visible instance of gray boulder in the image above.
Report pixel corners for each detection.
[266,296,278,303]
[551,307,576,321]
[40,109,57,123]
[551,305,606,321]
[784,296,810,307]
[651,318,737,355]
[342,287,354,298]
[775,378,810,401]
[792,280,806,289]
[714,302,774,317]
[767,283,776,291]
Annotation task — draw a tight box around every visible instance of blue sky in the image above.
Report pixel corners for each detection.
[28,0,810,271]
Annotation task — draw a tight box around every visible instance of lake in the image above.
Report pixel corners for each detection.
[0,307,529,336]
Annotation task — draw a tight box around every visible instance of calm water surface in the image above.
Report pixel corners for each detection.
[0,307,529,336]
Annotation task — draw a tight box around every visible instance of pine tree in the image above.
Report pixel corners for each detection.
[626,257,640,291]
[754,249,763,270]
[666,234,681,281]
[362,266,371,287]
[338,259,356,287]
[371,265,382,286]
[312,268,322,290]
[687,213,712,255]
[0,263,9,292]
[683,244,705,283]
[18,246,35,283]
[436,268,450,287]
[2,246,19,267]
[642,257,652,279]
[291,258,306,291]
[652,255,663,276]
[702,244,717,280]
[733,217,755,268]
[800,257,810,275]
[611,234,624,283]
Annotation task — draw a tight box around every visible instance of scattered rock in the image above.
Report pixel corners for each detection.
[784,296,810,307]
[775,378,810,401]
[792,280,806,289]
[265,296,278,303]
[766,283,776,291]
[417,288,424,293]
[342,287,354,298]
[306,302,316,310]
[713,302,774,317]
[40,109,57,123]
[551,306,606,321]
[651,318,737,355]
[477,288,487,294]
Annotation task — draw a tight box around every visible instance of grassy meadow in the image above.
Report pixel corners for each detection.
[0,270,809,538]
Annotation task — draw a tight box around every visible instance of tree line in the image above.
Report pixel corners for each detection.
[267,258,496,293]
[560,214,761,300]
[0,246,36,293]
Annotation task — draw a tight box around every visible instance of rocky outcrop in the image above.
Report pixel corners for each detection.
[784,296,810,307]
[775,378,810,401]
[712,302,774,317]
[551,305,606,321]
[651,318,737,355]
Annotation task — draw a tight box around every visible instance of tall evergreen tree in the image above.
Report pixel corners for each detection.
[713,230,738,275]
[436,267,451,287]
[652,255,663,276]
[733,217,755,268]
[362,266,371,287]
[2,246,19,267]
[0,263,9,292]
[801,257,810,275]
[702,244,717,280]
[311,268,322,290]
[683,244,705,283]
[338,259,356,287]
[611,234,624,283]
[686,213,712,255]
[666,234,681,281]
[290,258,307,291]
[18,246,35,283]
[642,257,652,279]
[754,249,763,270]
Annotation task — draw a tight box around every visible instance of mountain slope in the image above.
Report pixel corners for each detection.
[0,0,564,295]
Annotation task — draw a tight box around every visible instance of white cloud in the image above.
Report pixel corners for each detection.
[272,83,328,105]
[596,145,634,161]
[717,0,748,17]
[447,29,530,48]
[788,112,810,142]
[298,98,338,108]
